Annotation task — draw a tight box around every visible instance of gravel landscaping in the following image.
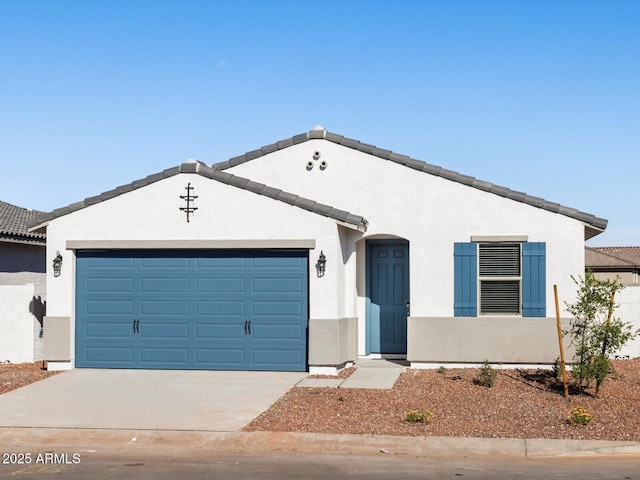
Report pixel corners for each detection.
[0,362,61,395]
[244,358,640,441]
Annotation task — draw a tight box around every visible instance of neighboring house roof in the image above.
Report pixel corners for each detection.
[27,161,369,232]
[0,200,46,245]
[27,128,607,238]
[586,246,640,269]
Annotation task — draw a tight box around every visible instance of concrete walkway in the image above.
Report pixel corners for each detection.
[298,358,406,389]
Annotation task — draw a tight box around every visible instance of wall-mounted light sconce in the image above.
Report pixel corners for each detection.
[316,250,326,277]
[52,251,63,277]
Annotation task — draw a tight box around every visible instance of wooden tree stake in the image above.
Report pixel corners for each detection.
[554,285,570,399]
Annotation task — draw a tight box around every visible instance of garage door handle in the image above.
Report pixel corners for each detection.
[244,321,248,334]
[247,320,251,334]
[132,319,139,334]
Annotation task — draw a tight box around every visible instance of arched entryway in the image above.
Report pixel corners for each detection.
[365,238,410,356]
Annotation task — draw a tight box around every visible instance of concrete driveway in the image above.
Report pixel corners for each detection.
[0,369,306,431]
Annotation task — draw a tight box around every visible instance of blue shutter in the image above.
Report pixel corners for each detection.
[522,242,546,317]
[454,242,477,317]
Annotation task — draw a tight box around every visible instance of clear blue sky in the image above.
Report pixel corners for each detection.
[1,0,638,246]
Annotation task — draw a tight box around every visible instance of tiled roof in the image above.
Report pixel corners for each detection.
[28,128,607,237]
[213,128,608,238]
[586,246,640,268]
[27,161,369,232]
[0,200,46,244]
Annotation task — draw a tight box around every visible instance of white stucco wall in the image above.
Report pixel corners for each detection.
[615,286,640,359]
[0,284,44,363]
[226,139,588,354]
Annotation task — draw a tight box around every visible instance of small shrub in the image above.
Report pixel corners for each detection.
[404,408,434,424]
[338,395,347,402]
[436,366,447,375]
[474,360,497,388]
[564,272,637,395]
[567,406,593,425]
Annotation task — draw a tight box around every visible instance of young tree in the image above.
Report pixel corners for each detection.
[565,271,637,396]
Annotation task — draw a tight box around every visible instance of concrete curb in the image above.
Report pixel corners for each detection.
[2,428,639,459]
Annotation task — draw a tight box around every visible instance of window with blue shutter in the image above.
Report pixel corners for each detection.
[522,242,546,317]
[454,241,546,317]
[454,242,477,317]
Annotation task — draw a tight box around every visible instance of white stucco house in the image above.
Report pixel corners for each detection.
[28,127,607,372]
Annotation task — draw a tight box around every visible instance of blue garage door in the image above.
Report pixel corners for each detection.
[75,250,308,371]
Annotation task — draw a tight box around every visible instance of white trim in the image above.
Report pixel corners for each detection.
[66,239,317,250]
[27,222,49,233]
[335,219,367,232]
[471,235,528,242]
[46,361,73,371]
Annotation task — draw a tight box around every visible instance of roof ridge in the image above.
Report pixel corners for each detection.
[211,128,607,235]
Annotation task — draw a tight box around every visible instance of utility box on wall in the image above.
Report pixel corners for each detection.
[43,316,71,363]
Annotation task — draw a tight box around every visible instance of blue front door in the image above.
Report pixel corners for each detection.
[75,250,308,371]
[368,241,409,354]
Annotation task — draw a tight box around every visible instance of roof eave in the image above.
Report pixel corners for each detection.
[585,224,606,241]
[335,218,368,232]
[0,236,46,246]
[27,221,48,233]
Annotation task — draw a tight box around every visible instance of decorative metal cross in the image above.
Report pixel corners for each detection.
[179,182,198,222]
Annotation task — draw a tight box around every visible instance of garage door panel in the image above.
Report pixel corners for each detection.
[140,300,189,315]
[195,323,244,339]
[141,277,190,293]
[195,348,245,366]
[86,277,134,293]
[82,346,134,364]
[76,249,308,371]
[251,348,303,369]
[253,301,303,316]
[140,347,189,365]
[252,277,304,293]
[84,257,134,269]
[85,323,133,338]
[195,301,245,316]
[195,257,245,268]
[85,300,134,315]
[252,256,304,268]
[196,277,245,293]
[140,257,189,268]
[252,323,303,341]
[141,323,189,339]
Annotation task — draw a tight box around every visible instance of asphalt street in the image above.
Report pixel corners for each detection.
[1,450,640,480]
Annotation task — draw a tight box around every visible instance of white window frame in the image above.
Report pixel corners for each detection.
[478,242,522,316]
